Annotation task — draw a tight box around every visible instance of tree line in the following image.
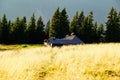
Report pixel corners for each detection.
[0,7,120,44]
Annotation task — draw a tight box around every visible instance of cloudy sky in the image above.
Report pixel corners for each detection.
[0,0,120,24]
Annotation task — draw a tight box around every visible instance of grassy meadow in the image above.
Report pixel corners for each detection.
[0,43,120,80]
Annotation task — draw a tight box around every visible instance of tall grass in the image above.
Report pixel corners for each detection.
[0,43,120,80]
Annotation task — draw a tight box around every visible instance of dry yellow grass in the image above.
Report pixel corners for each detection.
[0,43,120,80]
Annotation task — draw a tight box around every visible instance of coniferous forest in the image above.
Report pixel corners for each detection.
[0,7,120,44]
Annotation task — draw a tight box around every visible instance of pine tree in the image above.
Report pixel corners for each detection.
[106,7,120,42]
[80,11,96,43]
[0,14,10,44]
[0,18,2,43]
[49,8,70,38]
[11,17,21,43]
[44,20,50,39]
[20,16,27,43]
[92,21,98,42]
[36,16,45,43]
[8,20,11,30]
[49,8,60,38]
[97,23,104,42]
[26,13,36,43]
[80,16,89,42]
[76,11,85,38]
[118,12,120,24]
[70,11,79,33]
[59,8,69,38]
[118,12,120,40]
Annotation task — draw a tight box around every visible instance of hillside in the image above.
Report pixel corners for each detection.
[0,43,120,80]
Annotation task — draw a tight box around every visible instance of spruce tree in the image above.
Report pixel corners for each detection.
[12,16,27,43]
[49,8,60,38]
[97,23,104,42]
[70,11,79,33]
[8,20,11,30]
[26,13,36,43]
[118,12,120,40]
[11,17,20,43]
[106,7,120,42]
[0,19,2,43]
[44,20,50,39]
[20,16,27,43]
[11,17,26,43]
[92,21,98,42]
[49,8,70,38]
[36,16,45,43]
[76,11,85,38]
[0,14,10,44]
[80,11,96,43]
[80,16,89,42]
[59,8,69,38]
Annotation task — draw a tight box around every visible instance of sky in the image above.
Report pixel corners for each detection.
[0,0,120,24]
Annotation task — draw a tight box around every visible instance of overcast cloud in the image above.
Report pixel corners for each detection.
[0,0,120,24]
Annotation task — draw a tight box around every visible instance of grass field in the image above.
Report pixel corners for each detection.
[0,43,120,80]
[0,44,44,50]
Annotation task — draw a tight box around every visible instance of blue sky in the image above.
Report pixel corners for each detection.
[0,0,120,24]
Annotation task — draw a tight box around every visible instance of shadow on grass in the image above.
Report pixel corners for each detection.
[0,48,11,51]
[84,70,120,77]
[0,44,44,51]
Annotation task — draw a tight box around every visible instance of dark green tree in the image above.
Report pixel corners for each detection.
[118,12,120,23]
[11,16,27,43]
[44,20,50,39]
[11,17,20,43]
[0,14,10,44]
[92,21,98,42]
[80,11,96,43]
[59,8,69,38]
[26,13,36,43]
[20,16,27,43]
[49,8,70,38]
[76,11,85,38]
[49,8,60,38]
[97,23,104,42]
[0,18,2,43]
[70,11,79,33]
[36,16,45,43]
[8,20,11,30]
[105,7,120,42]
[80,16,89,42]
